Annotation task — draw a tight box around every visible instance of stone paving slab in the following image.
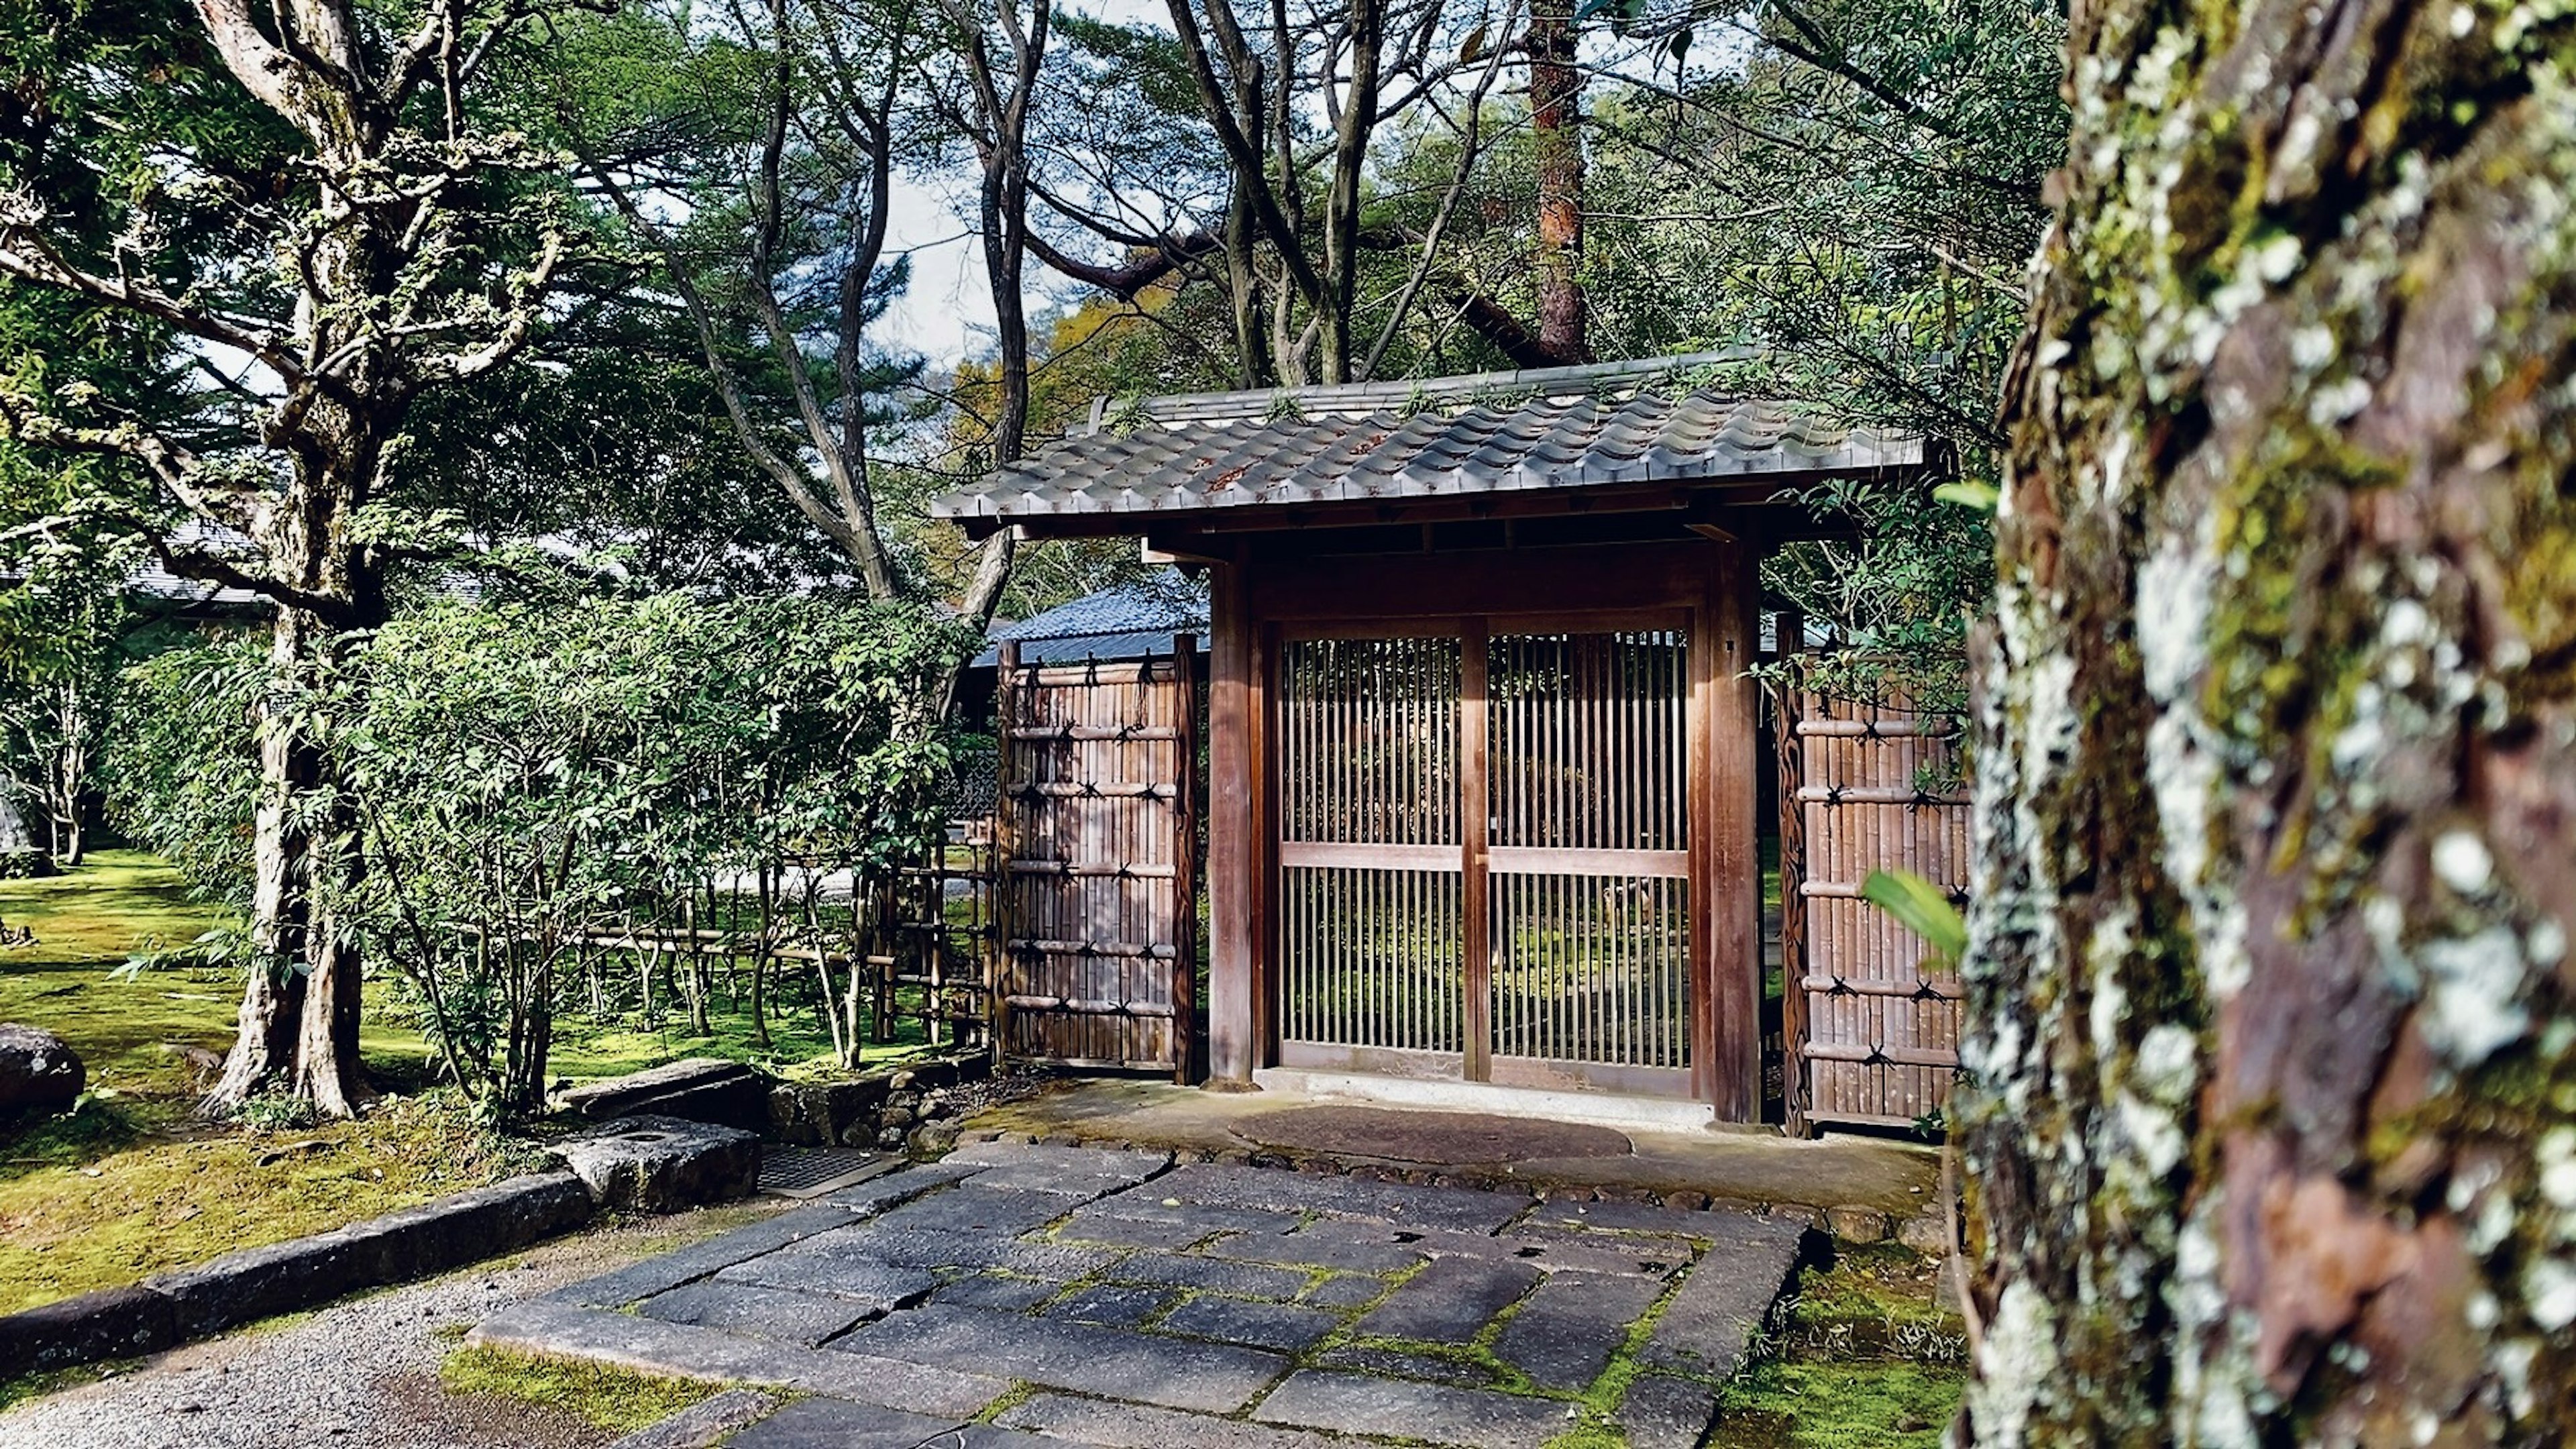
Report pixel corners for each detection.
[1158,1294,1341,1352]
[465,1299,1007,1417]
[1638,1210,1811,1378]
[995,1392,1381,1448]
[1061,1196,1307,1248]
[1310,1344,1502,1389]
[484,1142,1811,1445]
[721,1394,1048,1448]
[810,1161,979,1214]
[1493,1269,1670,1390]
[635,1280,880,1347]
[794,1224,1121,1279]
[928,1271,1060,1312]
[1155,1163,1533,1233]
[709,1253,936,1311]
[1107,1250,1312,1300]
[1044,1283,1171,1328]
[1252,1369,1580,1447]
[1617,1371,1725,1449]
[539,1205,861,1308]
[864,1184,1078,1236]
[832,1302,1291,1413]
[949,1140,1175,1197]
[604,1387,780,1449]
[1299,1273,1394,1309]
[1354,1256,1544,1343]
[1204,1226,1424,1275]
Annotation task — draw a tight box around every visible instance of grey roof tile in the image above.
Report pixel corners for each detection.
[932,354,1927,529]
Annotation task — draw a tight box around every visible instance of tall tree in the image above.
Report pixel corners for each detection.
[0,0,586,1115]
[942,0,1053,624]
[1525,0,1587,363]
[1960,0,2576,1442]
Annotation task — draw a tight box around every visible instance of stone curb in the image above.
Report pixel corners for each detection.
[0,1169,594,1378]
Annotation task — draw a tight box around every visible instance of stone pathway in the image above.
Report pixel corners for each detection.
[470,1140,1811,1448]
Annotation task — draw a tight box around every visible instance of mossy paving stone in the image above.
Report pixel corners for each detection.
[1614,1372,1724,1449]
[1309,1343,1503,1389]
[1352,1256,1544,1344]
[861,1185,1073,1236]
[1489,1269,1668,1391]
[1106,1250,1311,1300]
[716,1393,1045,1448]
[1042,1282,1172,1328]
[1152,1163,1532,1234]
[708,1254,935,1313]
[828,1302,1289,1413]
[994,1391,1381,1448]
[925,1270,1059,1312]
[1251,1369,1580,1446]
[1299,1273,1393,1309]
[633,1280,881,1348]
[1236,1106,1631,1166]
[1155,1294,1341,1352]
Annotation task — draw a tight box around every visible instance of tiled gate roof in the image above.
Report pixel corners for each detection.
[930,354,1929,533]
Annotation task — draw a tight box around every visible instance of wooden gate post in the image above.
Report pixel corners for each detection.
[989,640,1019,1069]
[1772,673,1813,1138]
[1171,633,1200,1084]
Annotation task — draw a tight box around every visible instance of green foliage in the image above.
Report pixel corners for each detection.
[306,593,973,1114]
[102,636,266,911]
[1861,869,1967,969]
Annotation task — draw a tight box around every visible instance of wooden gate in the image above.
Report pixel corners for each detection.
[1774,682,1970,1134]
[1275,619,1697,1097]
[992,639,1199,1078]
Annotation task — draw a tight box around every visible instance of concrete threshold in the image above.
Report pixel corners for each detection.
[1252,1067,1719,1134]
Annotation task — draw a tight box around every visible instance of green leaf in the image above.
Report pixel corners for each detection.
[1861,868,1967,965]
[1932,480,2000,514]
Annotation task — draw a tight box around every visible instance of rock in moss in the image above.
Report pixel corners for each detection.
[0,1023,84,1113]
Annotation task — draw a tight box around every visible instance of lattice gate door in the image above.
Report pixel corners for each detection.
[1774,686,1970,1134]
[1277,621,1697,1097]
[993,641,1198,1079]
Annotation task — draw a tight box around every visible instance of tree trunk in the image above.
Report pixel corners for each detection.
[1958,0,2576,1442]
[1526,0,1587,365]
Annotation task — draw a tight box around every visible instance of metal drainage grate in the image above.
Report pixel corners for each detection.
[757,1147,897,1199]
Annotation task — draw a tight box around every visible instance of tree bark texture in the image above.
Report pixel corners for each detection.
[1961,0,2576,1442]
[1526,0,1587,365]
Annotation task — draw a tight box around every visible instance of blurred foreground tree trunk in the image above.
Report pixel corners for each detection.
[1960,0,2576,1440]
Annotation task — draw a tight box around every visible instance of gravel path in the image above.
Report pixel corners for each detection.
[0,1204,786,1449]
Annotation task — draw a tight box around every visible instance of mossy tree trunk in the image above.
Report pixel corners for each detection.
[1960,0,2576,1440]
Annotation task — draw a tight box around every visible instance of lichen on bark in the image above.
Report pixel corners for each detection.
[1957,0,2576,1441]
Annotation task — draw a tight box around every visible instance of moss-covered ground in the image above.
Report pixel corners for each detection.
[1705,1246,1968,1448]
[0,852,932,1315]
[436,1346,720,1433]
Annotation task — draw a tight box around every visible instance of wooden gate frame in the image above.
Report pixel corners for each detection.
[1203,535,1766,1120]
[1771,667,1970,1136]
[990,636,1199,1081]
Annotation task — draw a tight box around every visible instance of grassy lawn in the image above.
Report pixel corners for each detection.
[0,851,932,1316]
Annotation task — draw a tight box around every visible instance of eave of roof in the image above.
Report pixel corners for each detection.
[930,354,1937,539]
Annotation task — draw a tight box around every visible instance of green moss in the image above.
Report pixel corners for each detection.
[0,1357,127,1413]
[0,857,528,1313]
[1772,1246,1968,1365]
[437,1346,718,1433]
[1707,1362,1962,1448]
